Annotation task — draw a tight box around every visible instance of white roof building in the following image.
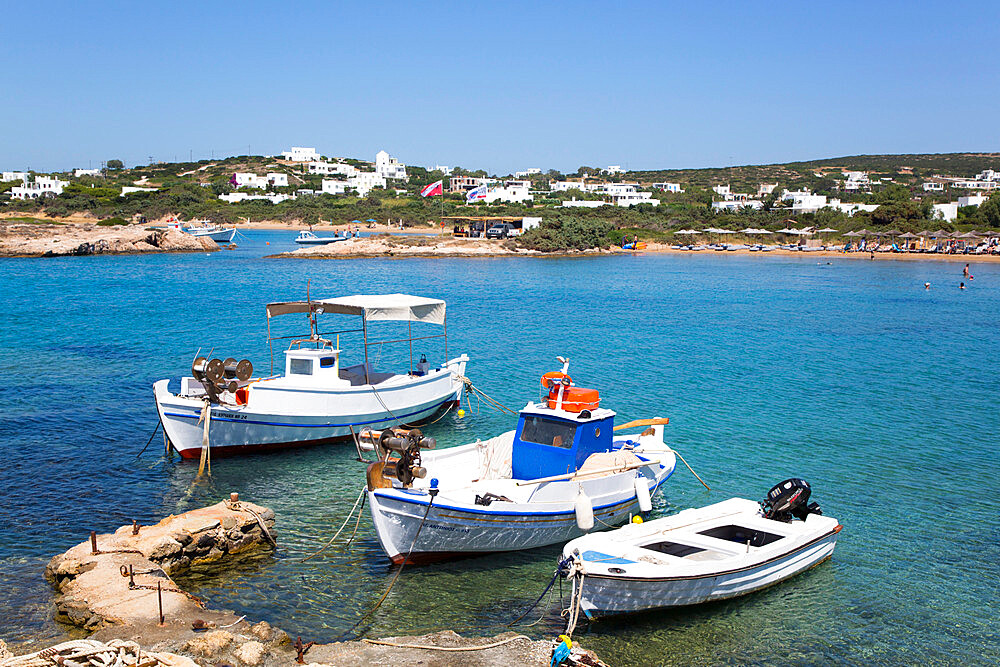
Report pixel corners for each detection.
[958,194,988,207]
[550,179,601,193]
[787,192,829,214]
[349,171,387,197]
[375,150,407,180]
[483,181,534,204]
[604,165,625,175]
[923,182,945,192]
[218,192,295,204]
[514,168,542,178]
[233,172,288,189]
[757,183,778,197]
[2,171,28,182]
[653,182,684,193]
[561,199,608,208]
[74,168,102,177]
[10,176,68,199]
[121,186,159,195]
[712,200,763,211]
[268,173,288,188]
[932,203,959,222]
[842,171,871,191]
[712,184,731,196]
[829,200,878,216]
[281,147,321,162]
[600,183,659,207]
[431,165,454,175]
[321,179,348,195]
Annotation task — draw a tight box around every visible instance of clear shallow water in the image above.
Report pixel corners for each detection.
[1,231,998,665]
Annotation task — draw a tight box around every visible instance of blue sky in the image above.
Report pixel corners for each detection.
[2,1,998,174]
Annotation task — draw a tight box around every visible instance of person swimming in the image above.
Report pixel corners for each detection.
[960,282,966,290]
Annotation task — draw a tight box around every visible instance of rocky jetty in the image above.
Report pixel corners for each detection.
[273,234,609,259]
[0,223,218,257]
[45,498,275,631]
[23,498,606,667]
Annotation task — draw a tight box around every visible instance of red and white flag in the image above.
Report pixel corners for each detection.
[420,180,443,197]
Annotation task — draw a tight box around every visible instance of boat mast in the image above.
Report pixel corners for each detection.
[362,314,370,384]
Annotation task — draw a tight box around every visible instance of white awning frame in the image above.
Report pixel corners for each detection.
[266,294,446,325]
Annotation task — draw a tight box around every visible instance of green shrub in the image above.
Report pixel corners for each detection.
[97,217,128,226]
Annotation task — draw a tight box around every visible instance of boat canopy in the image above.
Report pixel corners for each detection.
[266,294,446,325]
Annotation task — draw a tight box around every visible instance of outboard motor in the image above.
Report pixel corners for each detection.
[762,478,822,522]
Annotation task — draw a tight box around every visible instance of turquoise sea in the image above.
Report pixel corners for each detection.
[1,231,998,666]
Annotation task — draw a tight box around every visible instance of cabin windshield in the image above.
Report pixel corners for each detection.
[519,416,576,449]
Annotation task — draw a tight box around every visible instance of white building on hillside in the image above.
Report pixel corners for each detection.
[321,179,348,195]
[601,183,659,207]
[712,184,731,196]
[483,180,533,204]
[218,192,295,204]
[829,200,878,216]
[349,172,387,197]
[842,171,871,191]
[515,168,541,178]
[281,147,320,162]
[953,177,999,190]
[121,186,159,195]
[653,182,684,193]
[550,179,601,193]
[11,176,68,199]
[233,173,286,189]
[757,182,778,197]
[74,168,101,177]
[923,182,945,192]
[958,194,988,207]
[712,199,763,212]
[932,203,959,222]
[2,171,28,182]
[604,165,625,175]
[432,165,454,175]
[309,161,358,177]
[561,199,608,208]
[375,150,407,180]
[787,192,829,214]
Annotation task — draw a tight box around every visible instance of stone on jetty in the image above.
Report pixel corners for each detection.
[45,499,275,631]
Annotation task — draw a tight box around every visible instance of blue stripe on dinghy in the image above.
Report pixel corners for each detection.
[582,550,636,565]
[161,398,451,428]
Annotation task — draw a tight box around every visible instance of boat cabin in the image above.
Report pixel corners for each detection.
[511,404,616,480]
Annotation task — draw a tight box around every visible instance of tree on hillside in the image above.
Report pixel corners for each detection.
[106,159,124,170]
[873,183,911,204]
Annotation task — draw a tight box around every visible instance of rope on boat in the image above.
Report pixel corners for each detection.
[197,399,211,477]
[0,639,180,667]
[673,447,711,491]
[300,487,367,562]
[457,376,518,415]
[341,489,438,639]
[562,563,586,638]
[360,635,532,652]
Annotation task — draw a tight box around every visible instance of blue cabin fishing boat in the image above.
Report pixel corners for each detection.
[361,358,678,563]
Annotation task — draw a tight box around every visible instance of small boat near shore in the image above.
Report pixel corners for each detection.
[361,359,678,564]
[153,294,469,458]
[295,230,348,245]
[560,478,841,618]
[182,221,237,243]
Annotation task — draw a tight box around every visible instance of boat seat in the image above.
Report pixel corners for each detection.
[576,451,643,480]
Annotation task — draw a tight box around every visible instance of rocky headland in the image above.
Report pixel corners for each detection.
[0,222,218,257]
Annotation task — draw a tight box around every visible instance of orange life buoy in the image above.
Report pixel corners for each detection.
[540,371,572,390]
[547,387,601,412]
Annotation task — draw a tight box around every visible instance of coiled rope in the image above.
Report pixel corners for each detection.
[1,639,178,667]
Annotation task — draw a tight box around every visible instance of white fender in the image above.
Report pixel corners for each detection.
[575,488,594,531]
[634,475,652,512]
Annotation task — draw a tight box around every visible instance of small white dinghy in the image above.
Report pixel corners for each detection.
[561,479,842,618]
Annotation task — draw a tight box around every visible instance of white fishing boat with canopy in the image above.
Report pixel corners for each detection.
[153,294,469,459]
[360,358,678,564]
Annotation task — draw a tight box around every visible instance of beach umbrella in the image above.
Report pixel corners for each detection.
[816,227,839,233]
[883,229,903,236]
[917,230,933,236]
[931,229,950,237]
[350,219,361,223]
[959,231,982,239]
[366,218,377,222]
[855,229,871,236]
[898,232,919,239]
[842,230,862,237]
[675,229,700,235]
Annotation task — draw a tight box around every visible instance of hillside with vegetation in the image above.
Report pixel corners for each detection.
[3,152,999,252]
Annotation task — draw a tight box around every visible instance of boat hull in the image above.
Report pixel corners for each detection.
[368,468,674,564]
[153,358,467,458]
[574,526,841,617]
[187,228,236,243]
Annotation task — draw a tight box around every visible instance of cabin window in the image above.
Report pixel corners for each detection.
[520,416,576,449]
[289,358,313,375]
[698,525,783,547]
[320,357,336,368]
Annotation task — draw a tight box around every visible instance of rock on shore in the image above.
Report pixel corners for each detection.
[273,234,610,259]
[0,223,218,257]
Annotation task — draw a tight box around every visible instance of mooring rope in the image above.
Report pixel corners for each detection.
[300,487,366,562]
[1,639,178,667]
[133,420,161,460]
[506,556,574,627]
[341,490,437,639]
[361,634,531,652]
[197,400,211,477]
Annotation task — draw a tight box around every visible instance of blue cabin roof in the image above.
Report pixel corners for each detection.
[511,404,616,480]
